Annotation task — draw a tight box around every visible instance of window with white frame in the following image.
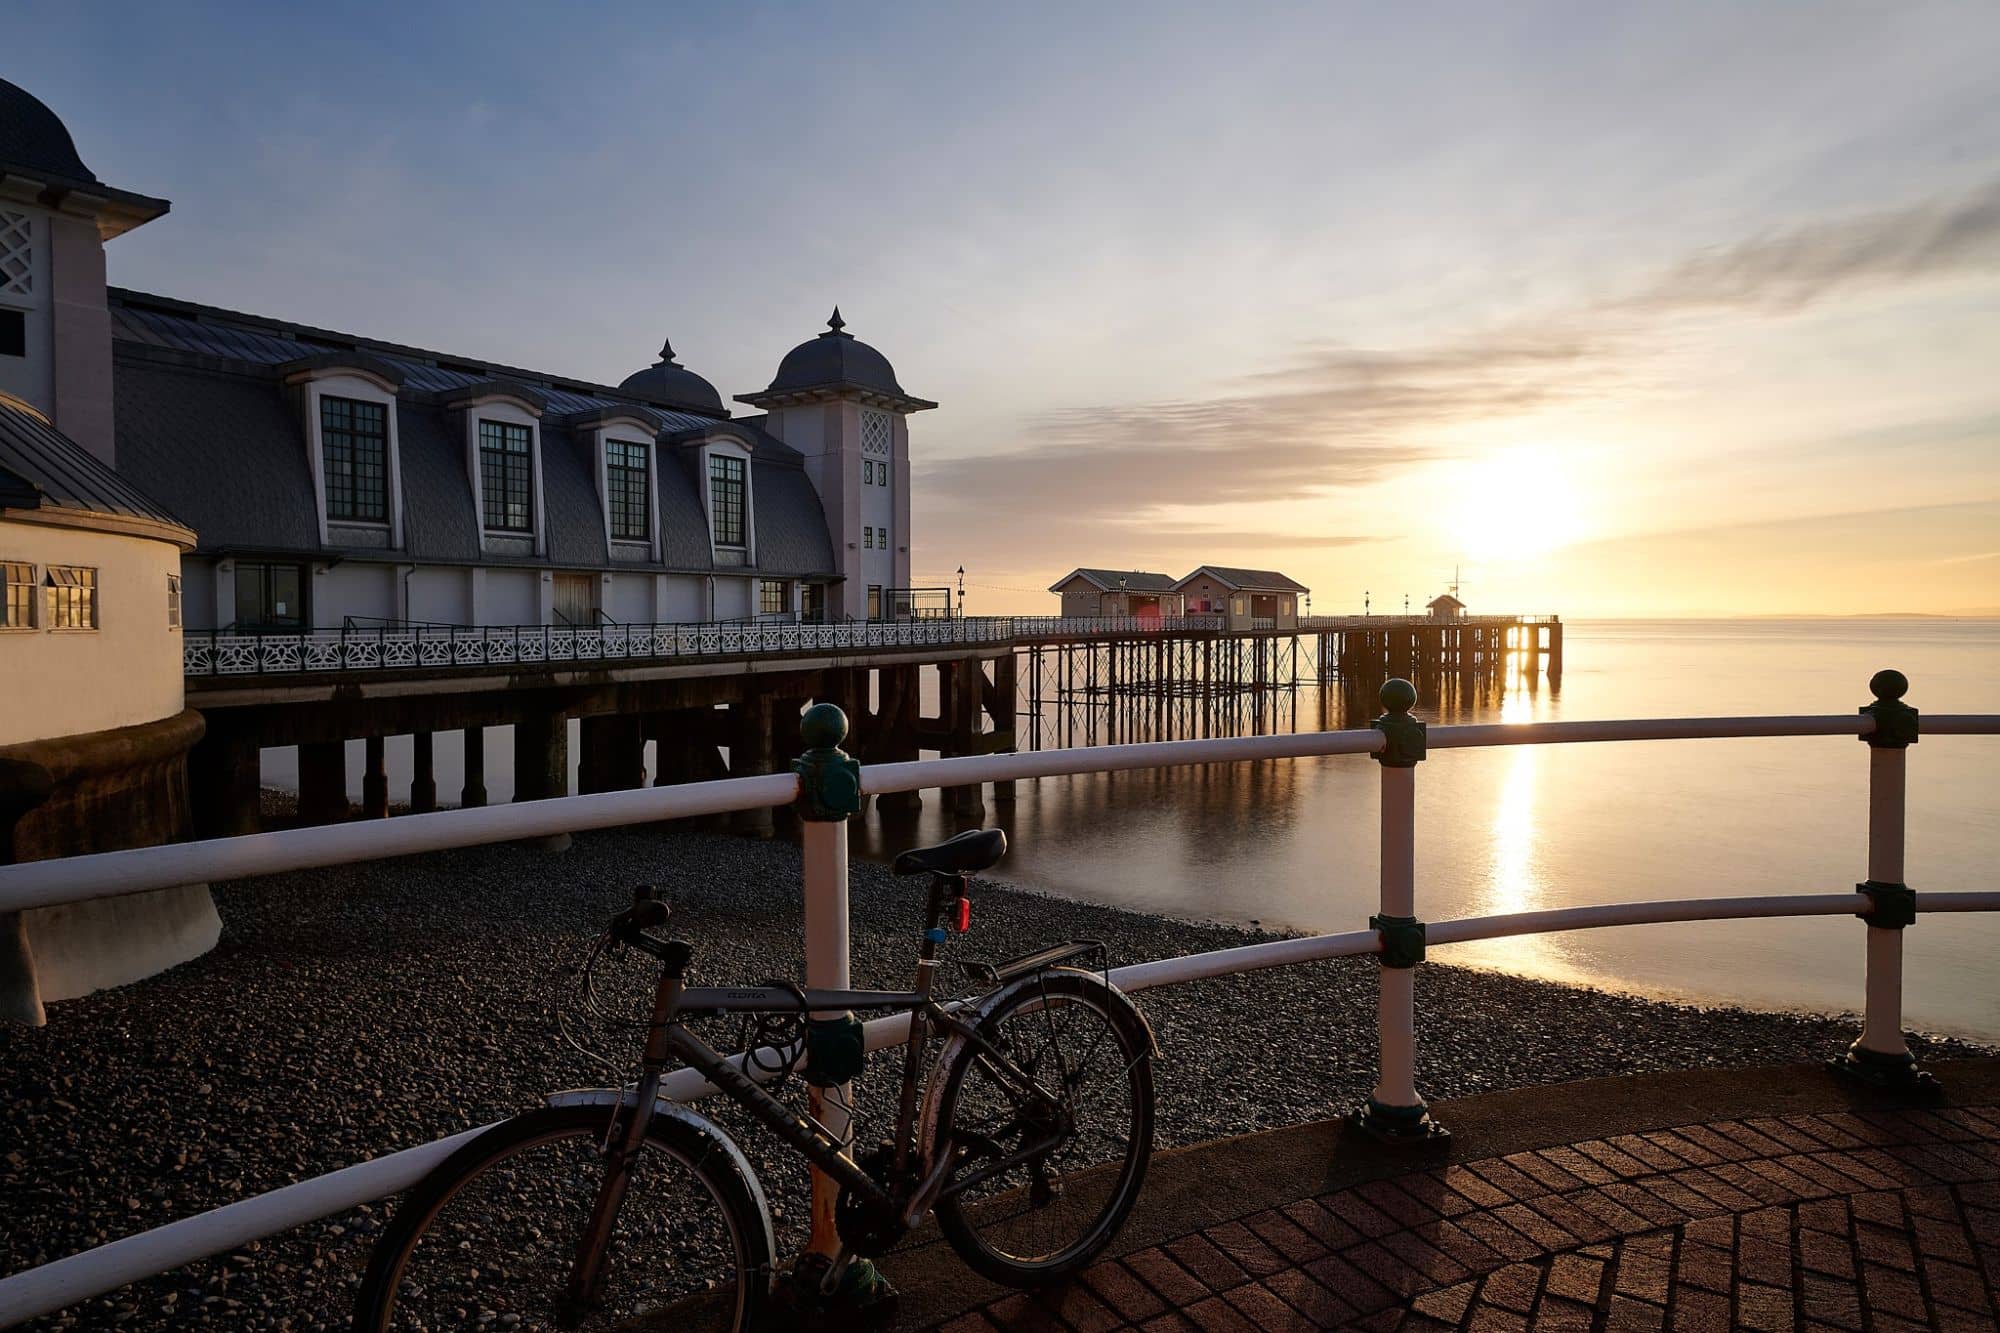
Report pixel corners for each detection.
[320,396,389,522]
[479,420,534,531]
[606,440,649,541]
[46,566,96,629]
[167,573,183,629]
[709,453,746,547]
[759,579,788,615]
[2,561,33,628]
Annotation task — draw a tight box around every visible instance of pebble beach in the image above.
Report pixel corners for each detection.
[3,826,1987,1330]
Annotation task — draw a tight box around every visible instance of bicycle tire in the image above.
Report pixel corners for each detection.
[353,1103,772,1332]
[928,967,1155,1286]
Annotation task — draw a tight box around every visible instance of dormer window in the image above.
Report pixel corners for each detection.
[606,440,649,541]
[479,420,534,532]
[709,453,746,547]
[320,396,388,522]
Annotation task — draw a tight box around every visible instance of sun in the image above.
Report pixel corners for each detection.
[1446,448,1588,564]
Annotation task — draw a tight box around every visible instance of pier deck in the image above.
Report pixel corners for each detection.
[881,1061,2000,1332]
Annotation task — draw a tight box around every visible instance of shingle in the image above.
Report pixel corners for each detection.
[111,359,315,549]
[1181,565,1310,593]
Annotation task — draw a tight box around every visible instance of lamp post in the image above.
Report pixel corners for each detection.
[956,566,965,617]
[1364,590,1371,616]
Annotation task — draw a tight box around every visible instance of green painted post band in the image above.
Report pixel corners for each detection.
[1857,880,1916,930]
[1371,913,1426,968]
[1860,669,1919,749]
[792,702,861,821]
[1372,677,1427,768]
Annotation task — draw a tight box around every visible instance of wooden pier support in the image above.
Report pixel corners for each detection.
[361,735,389,819]
[409,731,437,813]
[729,696,776,838]
[297,740,347,826]
[578,714,646,795]
[992,651,1019,805]
[513,710,571,850]
[189,724,261,838]
[875,665,923,816]
[943,656,987,821]
[461,727,487,808]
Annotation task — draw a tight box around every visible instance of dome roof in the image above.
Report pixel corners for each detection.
[0,78,97,184]
[617,338,723,415]
[739,309,934,412]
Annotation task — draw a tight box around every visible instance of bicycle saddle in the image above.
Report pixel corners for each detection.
[892,827,1008,877]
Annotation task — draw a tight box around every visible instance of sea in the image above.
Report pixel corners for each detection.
[261,618,2000,1041]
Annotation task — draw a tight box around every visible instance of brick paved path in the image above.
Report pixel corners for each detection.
[935,1105,2000,1332]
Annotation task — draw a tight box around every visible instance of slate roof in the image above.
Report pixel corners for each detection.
[1052,568,1180,593]
[1177,565,1310,594]
[0,395,192,539]
[108,291,835,577]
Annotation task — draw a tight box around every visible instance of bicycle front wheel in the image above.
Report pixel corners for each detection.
[930,967,1155,1286]
[353,1104,771,1332]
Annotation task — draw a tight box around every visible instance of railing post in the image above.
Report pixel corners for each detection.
[1831,669,1938,1095]
[1355,678,1448,1144]
[791,705,863,1264]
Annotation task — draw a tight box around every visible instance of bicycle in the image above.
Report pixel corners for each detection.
[352,827,1157,1330]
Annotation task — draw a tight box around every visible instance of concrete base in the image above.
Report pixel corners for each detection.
[5,886,221,1024]
[0,709,215,1026]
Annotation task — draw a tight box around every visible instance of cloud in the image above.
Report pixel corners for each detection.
[1623,180,2000,315]
[921,180,2000,567]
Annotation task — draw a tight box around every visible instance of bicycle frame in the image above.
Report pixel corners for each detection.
[660,984,1071,1219]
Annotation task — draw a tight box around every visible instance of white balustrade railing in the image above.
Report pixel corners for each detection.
[182,614,1241,677]
[0,676,1992,1323]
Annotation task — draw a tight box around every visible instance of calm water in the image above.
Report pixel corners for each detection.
[263,619,1998,1039]
[853,619,2000,1040]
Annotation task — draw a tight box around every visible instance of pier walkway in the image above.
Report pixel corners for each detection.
[885,1061,2000,1332]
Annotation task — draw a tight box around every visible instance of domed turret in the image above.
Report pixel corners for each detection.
[736,309,936,412]
[617,338,724,415]
[0,77,99,184]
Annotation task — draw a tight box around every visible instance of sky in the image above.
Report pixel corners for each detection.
[16,2,2000,616]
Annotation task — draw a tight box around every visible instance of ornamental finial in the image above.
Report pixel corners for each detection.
[657,338,679,365]
[824,307,847,336]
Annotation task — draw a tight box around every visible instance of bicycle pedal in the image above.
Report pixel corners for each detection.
[771,1255,900,1328]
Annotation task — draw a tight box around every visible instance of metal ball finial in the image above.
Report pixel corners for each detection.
[1869,669,1909,702]
[1380,678,1417,714]
[799,702,848,750]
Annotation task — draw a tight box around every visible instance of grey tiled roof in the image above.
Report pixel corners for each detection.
[109,296,837,578]
[0,396,191,535]
[1179,565,1310,593]
[0,78,96,183]
[1059,568,1180,593]
[114,359,320,551]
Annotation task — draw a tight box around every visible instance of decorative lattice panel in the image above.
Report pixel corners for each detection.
[861,409,893,456]
[0,212,31,297]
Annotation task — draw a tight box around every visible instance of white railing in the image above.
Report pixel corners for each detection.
[0,675,1993,1323]
[181,615,1233,678]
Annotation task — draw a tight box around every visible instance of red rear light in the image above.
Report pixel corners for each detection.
[955,897,972,933]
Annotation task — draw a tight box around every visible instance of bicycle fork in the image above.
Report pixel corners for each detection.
[563,973,683,1313]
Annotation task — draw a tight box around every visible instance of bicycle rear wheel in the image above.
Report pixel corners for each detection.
[353,1104,771,1332]
[929,968,1155,1286]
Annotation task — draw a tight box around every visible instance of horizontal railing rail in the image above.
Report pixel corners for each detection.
[177,610,1562,679]
[0,675,1992,1324]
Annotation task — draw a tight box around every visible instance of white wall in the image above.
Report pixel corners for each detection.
[407,566,472,625]
[0,518,186,745]
[654,574,703,622]
[712,575,752,620]
[604,572,654,623]
[311,561,397,627]
[481,568,540,625]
